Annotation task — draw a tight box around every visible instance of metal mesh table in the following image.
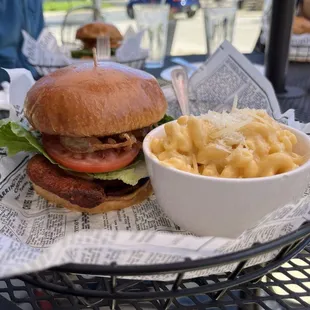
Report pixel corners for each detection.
[1,246,310,309]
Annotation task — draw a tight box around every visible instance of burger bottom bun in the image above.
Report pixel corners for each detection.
[32,181,153,214]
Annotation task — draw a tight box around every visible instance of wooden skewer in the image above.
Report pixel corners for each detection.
[92,47,98,67]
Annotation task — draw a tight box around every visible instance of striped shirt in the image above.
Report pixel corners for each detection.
[256,0,302,52]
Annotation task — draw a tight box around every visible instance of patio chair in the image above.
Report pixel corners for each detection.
[61,4,104,49]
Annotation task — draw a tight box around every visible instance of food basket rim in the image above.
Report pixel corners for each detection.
[51,221,310,276]
[27,56,147,69]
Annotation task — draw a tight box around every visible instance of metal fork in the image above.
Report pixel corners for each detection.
[171,68,190,116]
[96,35,111,61]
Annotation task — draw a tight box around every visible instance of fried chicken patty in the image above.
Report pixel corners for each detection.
[27,155,148,209]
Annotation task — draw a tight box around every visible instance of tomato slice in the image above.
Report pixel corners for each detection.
[42,135,140,173]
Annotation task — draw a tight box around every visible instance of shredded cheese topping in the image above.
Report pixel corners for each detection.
[150,98,304,178]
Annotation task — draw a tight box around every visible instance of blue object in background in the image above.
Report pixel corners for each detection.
[126,0,201,19]
[0,0,44,82]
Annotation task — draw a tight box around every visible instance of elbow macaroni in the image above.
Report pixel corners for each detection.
[150,109,304,178]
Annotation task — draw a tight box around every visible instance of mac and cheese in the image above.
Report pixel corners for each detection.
[150,109,304,178]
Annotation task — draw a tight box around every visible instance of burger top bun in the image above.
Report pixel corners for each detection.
[76,22,123,45]
[24,62,167,137]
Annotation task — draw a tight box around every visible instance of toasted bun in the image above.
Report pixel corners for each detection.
[32,181,152,214]
[76,22,123,42]
[25,62,167,137]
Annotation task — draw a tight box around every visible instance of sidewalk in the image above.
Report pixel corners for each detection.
[44,6,262,19]
[44,6,124,18]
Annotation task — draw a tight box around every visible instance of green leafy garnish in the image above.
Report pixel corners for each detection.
[157,114,174,126]
[71,47,117,59]
[70,49,94,59]
[0,120,53,159]
[88,160,148,186]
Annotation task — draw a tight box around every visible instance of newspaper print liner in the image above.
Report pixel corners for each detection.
[0,41,310,281]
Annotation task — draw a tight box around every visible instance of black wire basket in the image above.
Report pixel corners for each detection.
[117,57,146,70]
[15,222,310,310]
[28,56,147,76]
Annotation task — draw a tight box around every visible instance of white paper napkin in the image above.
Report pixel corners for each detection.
[123,25,136,39]
[22,29,72,76]
[1,68,35,121]
[116,28,148,62]
[0,81,9,111]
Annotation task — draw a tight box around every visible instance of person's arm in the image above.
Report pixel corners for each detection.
[292,16,310,34]
[301,0,310,20]
[292,0,310,34]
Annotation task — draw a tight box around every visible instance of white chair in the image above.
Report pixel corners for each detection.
[61,4,104,49]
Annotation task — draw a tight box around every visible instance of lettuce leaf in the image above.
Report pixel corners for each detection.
[0,120,52,158]
[0,117,176,186]
[88,160,148,186]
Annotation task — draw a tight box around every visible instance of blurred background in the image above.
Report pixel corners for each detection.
[43,0,264,56]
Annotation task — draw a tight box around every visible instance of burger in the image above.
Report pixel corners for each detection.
[0,62,172,213]
[71,22,123,59]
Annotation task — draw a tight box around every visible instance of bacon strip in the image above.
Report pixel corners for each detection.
[131,126,153,140]
[59,133,137,153]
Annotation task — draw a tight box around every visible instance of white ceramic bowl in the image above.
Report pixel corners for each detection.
[143,122,310,238]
